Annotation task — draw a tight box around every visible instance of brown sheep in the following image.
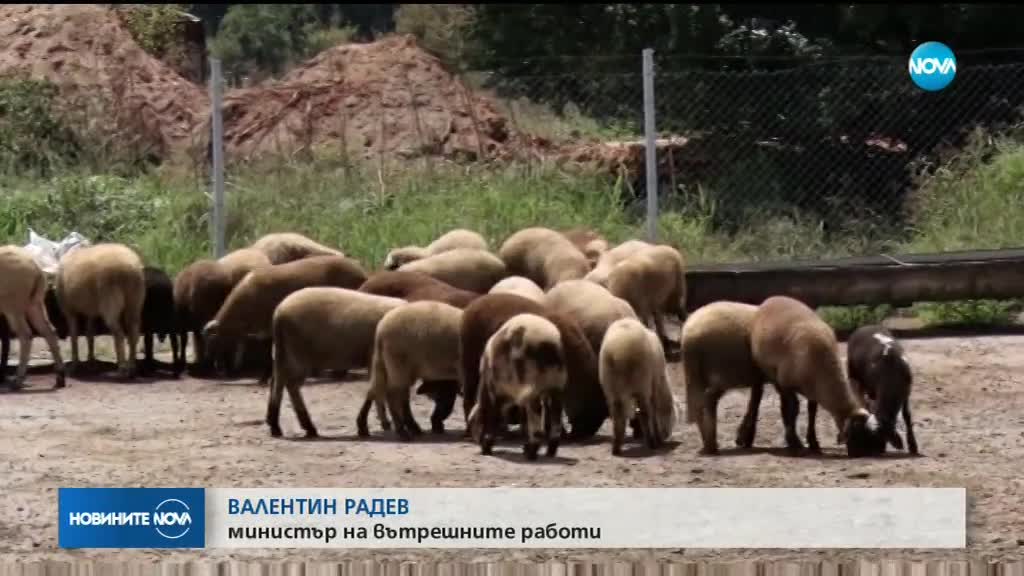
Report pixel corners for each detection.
[358,270,481,309]
[475,313,567,460]
[266,287,406,438]
[561,228,609,268]
[460,293,606,441]
[680,301,763,455]
[543,279,638,356]
[844,325,918,455]
[203,255,368,384]
[250,232,344,265]
[599,317,677,455]
[498,227,591,290]
[218,248,273,286]
[750,296,887,458]
[56,243,146,379]
[361,301,464,440]
[396,248,507,293]
[383,228,489,270]
[0,245,66,389]
[488,276,545,303]
[606,244,687,349]
[584,239,655,287]
[173,259,234,375]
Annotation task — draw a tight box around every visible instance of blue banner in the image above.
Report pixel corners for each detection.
[58,488,206,549]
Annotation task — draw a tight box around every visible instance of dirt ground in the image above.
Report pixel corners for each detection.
[1,333,1022,565]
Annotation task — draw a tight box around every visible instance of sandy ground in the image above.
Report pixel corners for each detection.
[1,334,1023,565]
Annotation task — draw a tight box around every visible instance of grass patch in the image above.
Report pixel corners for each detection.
[817,305,894,333]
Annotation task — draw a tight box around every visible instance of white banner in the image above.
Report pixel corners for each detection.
[204,488,965,549]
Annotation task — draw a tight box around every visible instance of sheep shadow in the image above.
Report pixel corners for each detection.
[615,440,683,459]
[0,385,62,395]
[705,445,920,461]
[279,430,470,445]
[487,450,579,466]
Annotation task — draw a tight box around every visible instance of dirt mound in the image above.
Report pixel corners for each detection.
[215,34,517,163]
[0,4,208,161]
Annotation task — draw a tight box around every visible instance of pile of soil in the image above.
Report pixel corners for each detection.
[0,4,209,161]
[213,34,517,163]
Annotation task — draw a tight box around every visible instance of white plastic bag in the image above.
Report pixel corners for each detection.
[23,228,92,276]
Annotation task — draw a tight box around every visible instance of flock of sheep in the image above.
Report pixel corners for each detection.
[0,226,917,460]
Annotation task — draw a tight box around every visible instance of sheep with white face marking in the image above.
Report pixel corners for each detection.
[560,228,609,268]
[360,301,464,440]
[750,296,887,458]
[599,317,676,455]
[584,239,654,287]
[56,243,146,379]
[0,245,66,389]
[383,229,489,270]
[680,301,763,455]
[544,279,638,356]
[498,227,591,290]
[218,248,273,286]
[606,244,687,349]
[488,276,545,303]
[266,287,406,438]
[475,313,567,461]
[397,248,507,294]
[842,325,918,455]
[250,232,344,265]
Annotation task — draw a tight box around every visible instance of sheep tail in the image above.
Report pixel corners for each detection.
[682,342,704,425]
[369,329,388,402]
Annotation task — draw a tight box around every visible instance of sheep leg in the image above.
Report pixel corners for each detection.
[175,328,188,375]
[142,331,155,375]
[85,316,96,371]
[698,389,723,455]
[283,379,318,438]
[105,313,127,379]
[355,391,375,437]
[805,400,821,453]
[477,387,497,456]
[5,314,31,390]
[401,386,424,436]
[386,388,412,441]
[26,303,66,389]
[640,393,659,450]
[265,375,285,437]
[169,332,181,377]
[67,314,81,376]
[522,396,543,461]
[1,333,9,383]
[544,390,563,458]
[736,382,764,449]
[426,380,457,434]
[611,398,628,457]
[902,401,919,455]
[777,386,805,453]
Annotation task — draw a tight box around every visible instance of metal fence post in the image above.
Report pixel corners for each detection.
[642,48,658,242]
[209,57,226,259]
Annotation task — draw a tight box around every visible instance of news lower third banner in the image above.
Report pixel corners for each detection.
[58,487,966,549]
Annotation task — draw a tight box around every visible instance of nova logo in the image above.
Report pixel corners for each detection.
[908,42,957,91]
[59,488,205,549]
[153,498,193,540]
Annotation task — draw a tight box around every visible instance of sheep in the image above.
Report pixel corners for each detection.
[498,227,591,290]
[204,255,368,384]
[250,232,344,265]
[218,247,273,286]
[1,287,66,380]
[138,266,179,376]
[605,245,687,350]
[383,228,489,270]
[487,276,546,303]
[359,301,464,439]
[172,259,234,375]
[749,296,887,458]
[0,245,66,389]
[396,248,507,294]
[560,228,609,267]
[460,293,606,441]
[842,325,918,455]
[475,313,567,460]
[56,243,146,379]
[599,317,677,455]
[679,301,764,455]
[584,239,655,287]
[543,279,638,356]
[266,287,406,438]
[358,270,481,309]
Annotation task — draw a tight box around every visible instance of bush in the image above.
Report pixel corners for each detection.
[0,77,82,177]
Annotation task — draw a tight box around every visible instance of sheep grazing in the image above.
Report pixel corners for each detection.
[498,227,591,290]
[584,239,655,287]
[358,270,481,309]
[543,279,638,356]
[599,317,676,455]
[1,287,66,380]
[460,293,606,441]
[266,287,406,438]
[560,228,609,267]
[844,324,918,455]
[383,228,489,270]
[680,301,763,455]
[250,232,344,265]
[749,296,887,458]
[0,245,66,389]
[475,313,567,461]
[218,247,273,286]
[139,266,179,376]
[56,243,146,379]
[173,259,234,375]
[605,245,687,349]
[203,255,369,384]
[396,248,507,294]
[487,276,546,303]
[360,301,464,439]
